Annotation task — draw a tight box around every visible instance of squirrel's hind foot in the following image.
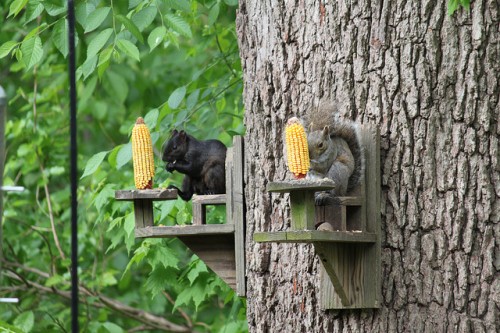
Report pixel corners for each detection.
[314,192,341,206]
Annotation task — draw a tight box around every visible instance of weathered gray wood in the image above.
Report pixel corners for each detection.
[317,125,381,309]
[182,235,237,290]
[253,230,377,243]
[133,200,153,228]
[135,224,235,238]
[225,147,234,225]
[232,136,246,296]
[115,189,178,201]
[191,189,227,225]
[267,179,335,193]
[192,194,227,205]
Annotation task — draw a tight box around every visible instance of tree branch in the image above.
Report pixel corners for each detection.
[2,262,196,332]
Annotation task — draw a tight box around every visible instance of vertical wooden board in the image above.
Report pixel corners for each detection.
[192,202,205,225]
[290,190,316,230]
[318,244,371,309]
[134,200,154,228]
[225,147,234,225]
[232,136,246,296]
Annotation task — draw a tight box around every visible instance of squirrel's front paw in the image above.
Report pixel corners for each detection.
[166,162,176,172]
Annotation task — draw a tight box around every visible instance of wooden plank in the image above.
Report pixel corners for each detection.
[335,196,363,206]
[290,190,316,230]
[135,224,235,238]
[192,194,227,205]
[133,200,153,228]
[315,243,350,306]
[232,136,246,296]
[225,148,234,225]
[253,230,377,243]
[267,179,335,193]
[318,125,381,309]
[360,125,381,307]
[115,189,178,201]
[192,201,205,225]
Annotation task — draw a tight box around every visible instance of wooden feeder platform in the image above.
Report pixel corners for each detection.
[115,136,245,296]
[254,125,381,310]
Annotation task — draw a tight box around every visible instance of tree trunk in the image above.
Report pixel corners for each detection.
[236,0,499,332]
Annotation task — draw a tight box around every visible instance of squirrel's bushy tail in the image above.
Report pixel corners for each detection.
[329,119,364,192]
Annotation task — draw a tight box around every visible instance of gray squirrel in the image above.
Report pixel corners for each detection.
[305,105,364,205]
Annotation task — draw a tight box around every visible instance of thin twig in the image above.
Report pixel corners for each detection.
[163,291,193,328]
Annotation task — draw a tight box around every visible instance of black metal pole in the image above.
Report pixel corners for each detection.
[67,0,79,332]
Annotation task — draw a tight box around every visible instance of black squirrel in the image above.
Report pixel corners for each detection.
[162,130,227,201]
[305,105,364,205]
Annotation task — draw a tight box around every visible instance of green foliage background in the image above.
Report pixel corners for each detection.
[0,0,246,332]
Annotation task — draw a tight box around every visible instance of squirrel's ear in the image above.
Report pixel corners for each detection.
[322,126,330,138]
[179,130,187,140]
[171,129,178,136]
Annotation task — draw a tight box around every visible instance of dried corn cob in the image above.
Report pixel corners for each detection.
[285,117,310,179]
[132,117,154,189]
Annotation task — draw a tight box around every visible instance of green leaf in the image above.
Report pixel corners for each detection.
[97,45,113,66]
[76,2,95,26]
[21,36,43,69]
[87,28,113,59]
[84,7,110,33]
[116,143,132,169]
[115,15,144,44]
[103,70,128,103]
[186,89,200,110]
[187,259,208,285]
[102,322,124,333]
[44,0,66,16]
[147,245,179,269]
[116,39,140,62]
[208,3,220,25]
[448,0,459,15]
[168,86,186,109]
[164,14,192,38]
[0,41,18,59]
[124,213,135,238]
[0,320,23,333]
[94,184,115,211]
[148,26,166,51]
[45,274,64,287]
[144,266,175,296]
[162,0,191,13]
[52,19,68,57]
[13,311,34,333]
[8,0,28,17]
[25,1,44,23]
[81,151,108,178]
[144,108,159,129]
[224,0,238,6]
[132,6,157,32]
[80,55,98,80]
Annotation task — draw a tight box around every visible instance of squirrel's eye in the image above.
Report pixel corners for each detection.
[173,145,177,150]
[318,143,323,149]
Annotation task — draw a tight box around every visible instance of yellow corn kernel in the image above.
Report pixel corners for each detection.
[132,117,155,189]
[285,117,310,179]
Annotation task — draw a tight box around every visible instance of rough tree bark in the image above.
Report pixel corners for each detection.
[236,0,499,332]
